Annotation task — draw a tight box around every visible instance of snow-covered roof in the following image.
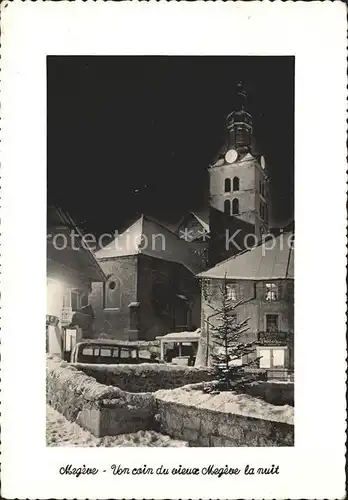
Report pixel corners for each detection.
[47,206,106,282]
[95,214,205,274]
[191,212,210,233]
[198,232,294,280]
[157,331,201,342]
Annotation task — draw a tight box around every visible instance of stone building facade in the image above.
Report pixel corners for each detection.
[47,206,106,356]
[196,232,294,378]
[89,215,204,340]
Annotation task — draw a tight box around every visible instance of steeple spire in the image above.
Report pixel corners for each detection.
[235,81,247,111]
[225,82,253,149]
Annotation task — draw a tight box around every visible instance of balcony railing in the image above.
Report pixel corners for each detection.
[257,331,289,346]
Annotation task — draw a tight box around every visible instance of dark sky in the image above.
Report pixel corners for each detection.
[47,56,294,235]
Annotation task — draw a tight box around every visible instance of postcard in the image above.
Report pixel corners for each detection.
[1,1,346,499]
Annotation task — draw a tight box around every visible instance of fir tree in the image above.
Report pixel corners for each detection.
[204,277,260,392]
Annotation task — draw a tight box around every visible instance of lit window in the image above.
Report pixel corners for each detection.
[266,314,279,333]
[233,177,239,191]
[272,348,285,367]
[100,349,112,357]
[224,199,231,215]
[82,348,93,356]
[226,284,237,301]
[258,347,285,369]
[232,198,239,215]
[265,283,278,301]
[224,178,231,192]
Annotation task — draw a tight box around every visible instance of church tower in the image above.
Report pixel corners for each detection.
[209,83,269,249]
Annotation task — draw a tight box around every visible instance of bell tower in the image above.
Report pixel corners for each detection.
[208,82,269,246]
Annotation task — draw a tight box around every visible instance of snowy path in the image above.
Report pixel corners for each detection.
[46,405,187,447]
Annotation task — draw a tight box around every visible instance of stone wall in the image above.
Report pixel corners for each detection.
[74,363,213,393]
[244,381,294,407]
[47,356,294,445]
[46,356,155,437]
[155,385,294,447]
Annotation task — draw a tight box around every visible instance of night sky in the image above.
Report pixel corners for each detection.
[47,56,294,236]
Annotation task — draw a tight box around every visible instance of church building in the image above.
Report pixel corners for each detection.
[89,215,205,340]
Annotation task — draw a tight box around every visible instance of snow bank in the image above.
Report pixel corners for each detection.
[47,405,187,447]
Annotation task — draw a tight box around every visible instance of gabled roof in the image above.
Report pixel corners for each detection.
[176,210,210,238]
[198,232,294,280]
[47,206,106,282]
[191,211,210,233]
[95,214,205,274]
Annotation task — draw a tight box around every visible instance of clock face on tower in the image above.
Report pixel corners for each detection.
[225,149,238,164]
[261,155,266,169]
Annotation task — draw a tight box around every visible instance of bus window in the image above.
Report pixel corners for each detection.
[120,348,130,359]
[100,348,112,357]
[82,347,94,356]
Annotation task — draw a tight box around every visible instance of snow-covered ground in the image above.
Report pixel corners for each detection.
[46,405,188,447]
[155,386,294,425]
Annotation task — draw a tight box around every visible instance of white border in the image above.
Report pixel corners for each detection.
[1,2,346,499]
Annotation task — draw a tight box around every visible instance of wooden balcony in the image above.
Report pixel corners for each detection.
[257,331,289,346]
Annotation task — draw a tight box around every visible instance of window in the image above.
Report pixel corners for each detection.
[265,283,278,301]
[233,176,239,191]
[63,289,87,312]
[104,276,122,309]
[259,349,272,368]
[82,347,98,356]
[266,314,279,333]
[224,178,231,192]
[226,284,237,301]
[100,348,112,357]
[232,198,239,215]
[224,199,231,215]
[258,347,286,369]
[80,292,88,307]
[272,348,285,367]
[62,291,71,308]
[71,290,80,311]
